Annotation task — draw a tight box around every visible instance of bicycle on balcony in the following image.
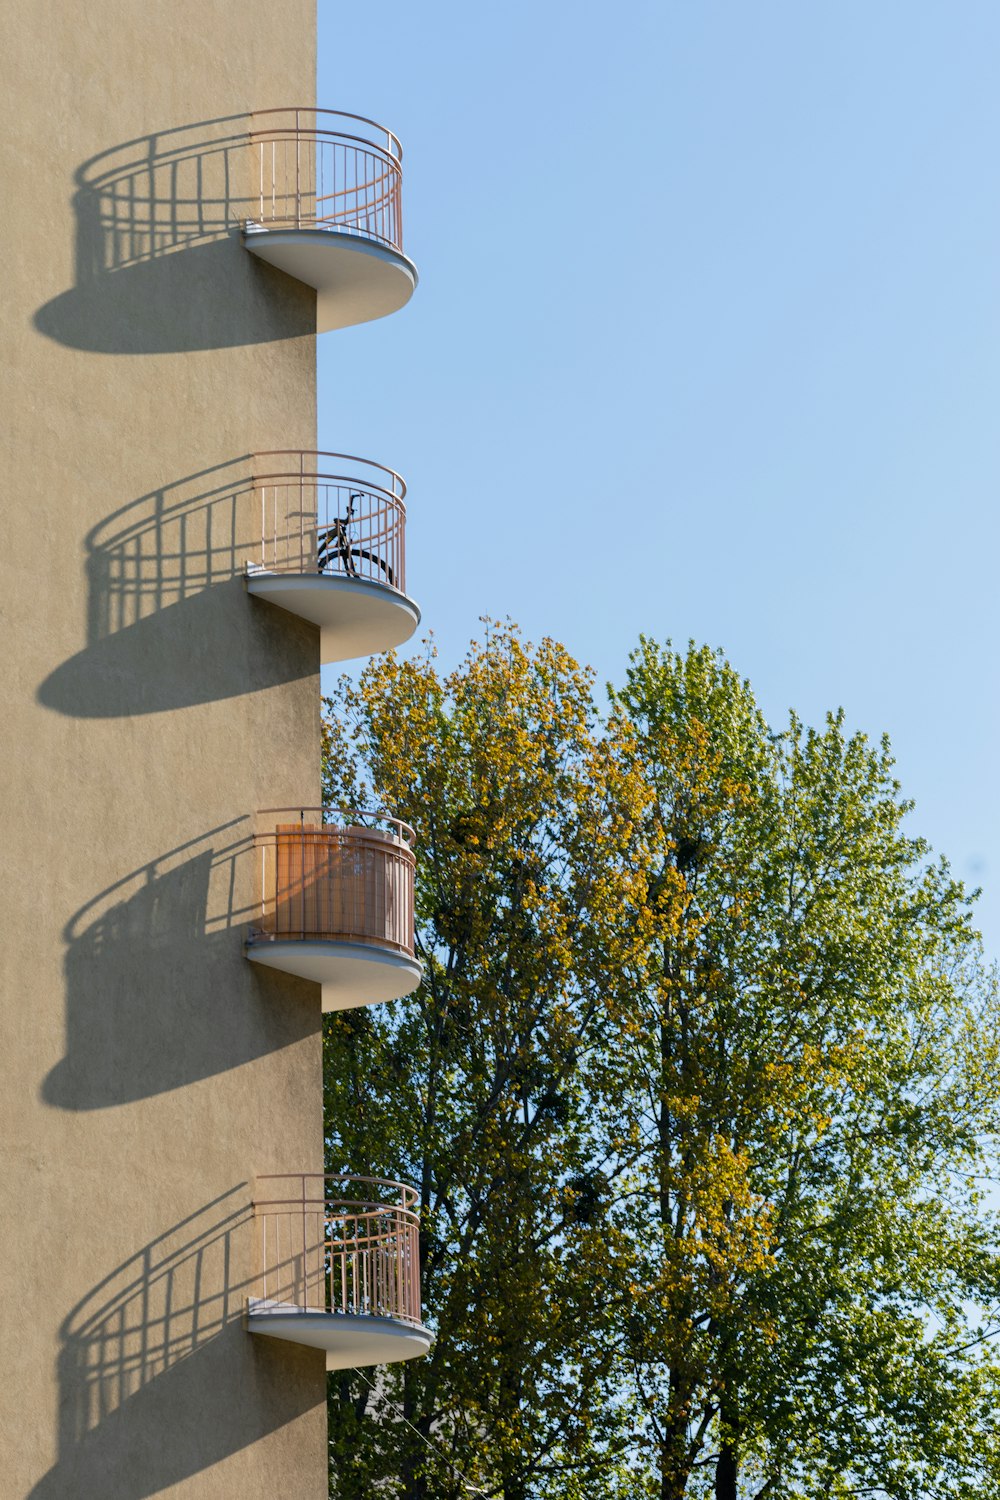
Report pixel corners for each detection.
[316,492,396,588]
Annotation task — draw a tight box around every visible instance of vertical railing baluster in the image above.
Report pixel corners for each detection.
[299,808,305,940]
[300,1174,307,1307]
[294,108,301,227]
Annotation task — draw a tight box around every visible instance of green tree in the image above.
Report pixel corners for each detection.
[322,629,1000,1499]
[604,640,1000,1498]
[322,624,653,1499]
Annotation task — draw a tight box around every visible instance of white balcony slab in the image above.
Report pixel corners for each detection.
[248,1301,433,1369]
[243,225,418,331]
[247,571,420,664]
[245,937,422,1010]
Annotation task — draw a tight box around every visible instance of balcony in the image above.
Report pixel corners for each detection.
[243,109,418,332]
[248,1175,432,1368]
[244,808,421,1009]
[246,452,419,662]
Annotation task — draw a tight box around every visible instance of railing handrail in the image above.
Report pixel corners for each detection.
[255,1199,418,1223]
[249,107,403,163]
[253,473,405,514]
[256,806,416,850]
[252,450,406,505]
[255,1172,417,1203]
[255,1198,418,1218]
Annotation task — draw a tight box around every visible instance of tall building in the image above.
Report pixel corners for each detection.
[2,6,427,1495]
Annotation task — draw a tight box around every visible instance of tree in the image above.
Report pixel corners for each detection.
[603,639,1000,1498]
[322,623,652,1499]
[322,628,1000,1499]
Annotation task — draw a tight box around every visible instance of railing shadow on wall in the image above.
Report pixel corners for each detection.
[37,460,317,719]
[27,1188,321,1500]
[42,820,319,1112]
[33,117,313,354]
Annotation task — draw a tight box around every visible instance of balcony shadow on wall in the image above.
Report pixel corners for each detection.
[37,460,317,718]
[42,821,318,1111]
[28,1188,322,1500]
[33,117,313,353]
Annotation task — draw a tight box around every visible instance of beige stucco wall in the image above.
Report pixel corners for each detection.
[0,4,327,1496]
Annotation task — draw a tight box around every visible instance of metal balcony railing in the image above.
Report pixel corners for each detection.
[250,808,416,956]
[250,452,406,592]
[253,1174,423,1326]
[249,108,404,254]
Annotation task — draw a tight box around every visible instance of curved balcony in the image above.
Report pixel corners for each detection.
[245,808,421,1009]
[246,452,419,662]
[243,109,417,332]
[248,1175,432,1368]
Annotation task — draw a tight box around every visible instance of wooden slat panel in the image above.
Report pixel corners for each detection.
[260,821,415,953]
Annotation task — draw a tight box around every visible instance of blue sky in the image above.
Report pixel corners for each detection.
[318,2,1000,957]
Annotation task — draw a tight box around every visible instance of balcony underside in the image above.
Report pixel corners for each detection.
[248,1301,433,1369]
[247,572,420,664]
[246,937,422,1010]
[243,226,418,331]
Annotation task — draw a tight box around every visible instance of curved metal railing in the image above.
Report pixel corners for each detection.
[252,1174,423,1326]
[249,108,404,253]
[250,807,416,954]
[250,451,407,593]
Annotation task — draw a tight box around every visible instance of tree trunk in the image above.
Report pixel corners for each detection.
[714,1400,739,1500]
[659,1380,694,1500]
[658,965,694,1500]
[714,1331,740,1500]
[401,1360,429,1500]
[662,1465,691,1500]
[715,1441,738,1500]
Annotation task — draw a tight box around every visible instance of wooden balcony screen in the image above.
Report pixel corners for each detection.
[257,822,415,956]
